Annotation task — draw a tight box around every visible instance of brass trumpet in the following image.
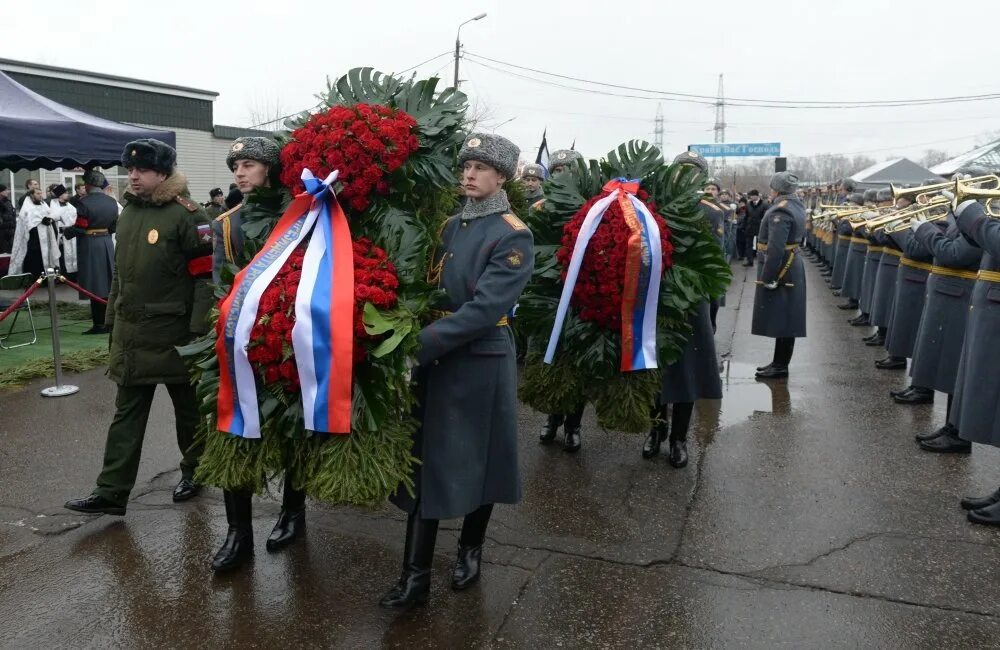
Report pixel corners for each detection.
[953,174,1000,217]
[883,202,952,234]
[890,180,950,205]
[865,196,950,232]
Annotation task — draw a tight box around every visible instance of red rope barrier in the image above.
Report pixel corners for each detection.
[58,276,108,305]
[0,279,43,323]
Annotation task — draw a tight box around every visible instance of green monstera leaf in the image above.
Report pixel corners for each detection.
[517,140,732,433]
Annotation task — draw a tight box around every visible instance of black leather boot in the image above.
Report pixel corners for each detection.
[915,424,952,442]
[563,409,583,453]
[875,356,906,370]
[379,515,438,608]
[452,504,492,590]
[961,487,1000,511]
[642,418,667,459]
[667,403,692,469]
[212,490,254,572]
[539,414,563,444]
[267,478,306,552]
[894,386,934,405]
[968,500,1000,527]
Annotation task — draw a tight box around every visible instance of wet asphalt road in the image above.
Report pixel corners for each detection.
[3,260,1000,649]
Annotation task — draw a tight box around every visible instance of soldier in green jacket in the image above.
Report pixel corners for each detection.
[65,138,215,516]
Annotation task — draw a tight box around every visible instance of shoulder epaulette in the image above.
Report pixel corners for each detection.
[215,202,243,222]
[699,199,722,211]
[531,198,546,211]
[175,195,199,213]
[778,200,788,208]
[501,213,528,231]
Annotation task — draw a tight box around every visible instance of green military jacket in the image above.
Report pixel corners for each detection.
[106,172,214,385]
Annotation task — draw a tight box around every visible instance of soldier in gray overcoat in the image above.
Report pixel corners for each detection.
[62,169,118,333]
[536,149,588,452]
[909,212,982,453]
[950,199,1000,525]
[831,192,863,293]
[842,190,878,322]
[752,172,807,379]
[885,229,936,401]
[383,133,533,609]
[701,179,728,329]
[642,151,723,469]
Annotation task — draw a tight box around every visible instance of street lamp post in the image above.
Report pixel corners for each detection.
[454,12,487,88]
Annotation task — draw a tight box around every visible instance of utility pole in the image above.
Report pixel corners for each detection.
[653,104,665,155]
[454,13,487,88]
[713,73,727,171]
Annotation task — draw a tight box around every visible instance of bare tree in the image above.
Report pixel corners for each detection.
[975,130,1000,147]
[920,149,951,168]
[245,92,288,131]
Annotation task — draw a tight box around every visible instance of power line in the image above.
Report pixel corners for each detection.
[466,52,1000,108]
[241,50,454,130]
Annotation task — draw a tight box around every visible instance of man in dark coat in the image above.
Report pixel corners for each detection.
[642,150,723,469]
[520,162,545,208]
[753,172,807,379]
[950,199,1000,525]
[383,132,533,609]
[205,188,227,219]
[65,138,214,516]
[0,184,15,254]
[742,189,769,266]
[62,170,118,333]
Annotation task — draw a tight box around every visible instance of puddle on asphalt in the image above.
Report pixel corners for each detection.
[712,360,796,429]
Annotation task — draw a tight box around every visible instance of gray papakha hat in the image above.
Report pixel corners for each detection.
[955,165,991,180]
[842,178,857,192]
[769,171,799,195]
[863,188,879,203]
[875,188,893,203]
[672,150,709,174]
[458,133,520,179]
[548,149,583,172]
[226,137,281,173]
[520,163,546,180]
[848,192,865,205]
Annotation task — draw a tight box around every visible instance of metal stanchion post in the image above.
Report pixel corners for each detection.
[41,268,79,397]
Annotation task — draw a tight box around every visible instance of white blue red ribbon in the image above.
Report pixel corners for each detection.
[544,178,662,372]
[216,169,354,438]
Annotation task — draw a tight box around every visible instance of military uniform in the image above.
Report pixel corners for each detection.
[909,220,982,395]
[751,194,808,340]
[64,139,215,514]
[831,218,852,290]
[380,133,529,609]
[858,228,881,317]
[63,190,117,298]
[869,230,901,330]
[700,197,727,320]
[884,230,933,360]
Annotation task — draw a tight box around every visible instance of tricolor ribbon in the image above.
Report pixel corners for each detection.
[544,178,663,372]
[216,169,354,439]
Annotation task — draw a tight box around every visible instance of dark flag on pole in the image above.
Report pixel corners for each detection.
[570,138,576,150]
[535,128,549,172]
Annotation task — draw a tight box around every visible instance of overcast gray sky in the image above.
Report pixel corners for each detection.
[5,0,1000,163]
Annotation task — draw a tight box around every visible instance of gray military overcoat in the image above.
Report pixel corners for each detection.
[842,228,868,301]
[884,231,933,359]
[392,204,533,521]
[831,220,852,290]
[751,194,807,338]
[951,202,1000,446]
[63,192,118,298]
[869,232,900,328]
[909,220,982,394]
[858,234,881,314]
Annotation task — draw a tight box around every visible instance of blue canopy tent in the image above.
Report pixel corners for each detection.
[0,70,175,171]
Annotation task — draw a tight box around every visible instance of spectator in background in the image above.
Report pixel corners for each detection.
[735,197,748,260]
[0,184,16,254]
[10,187,57,277]
[205,188,226,218]
[742,189,769,267]
[49,185,79,276]
[16,178,40,211]
[71,182,87,209]
[719,189,737,262]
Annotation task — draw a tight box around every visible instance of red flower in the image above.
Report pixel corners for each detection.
[280,104,419,216]
[248,237,402,392]
[556,189,674,331]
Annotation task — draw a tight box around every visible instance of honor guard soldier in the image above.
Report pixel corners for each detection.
[871,189,914,368]
[520,162,546,208]
[643,150,723,467]
[752,172,808,379]
[383,133,533,608]
[538,148,588,452]
[65,138,215,516]
[842,188,878,322]
[205,187,227,219]
[950,198,1000,525]
[908,167,985,451]
[62,169,118,333]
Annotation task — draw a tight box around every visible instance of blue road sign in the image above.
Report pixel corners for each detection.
[688,143,781,157]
